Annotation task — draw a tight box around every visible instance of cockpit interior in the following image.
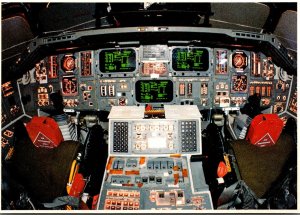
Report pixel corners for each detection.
[1,2,297,211]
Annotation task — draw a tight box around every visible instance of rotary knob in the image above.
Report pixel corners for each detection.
[118,97,127,106]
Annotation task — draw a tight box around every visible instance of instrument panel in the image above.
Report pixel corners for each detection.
[1,81,24,128]
[109,118,200,155]
[23,45,294,115]
[98,156,212,210]
[96,105,210,210]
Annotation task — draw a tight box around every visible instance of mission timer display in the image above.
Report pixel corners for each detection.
[99,49,136,73]
[135,80,173,103]
[172,48,209,71]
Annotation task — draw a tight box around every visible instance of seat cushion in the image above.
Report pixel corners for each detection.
[10,132,80,202]
[231,133,295,198]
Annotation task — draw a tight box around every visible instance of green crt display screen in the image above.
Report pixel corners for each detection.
[99,49,136,73]
[135,80,173,103]
[172,48,209,71]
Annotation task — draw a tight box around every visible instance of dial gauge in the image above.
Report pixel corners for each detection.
[232,75,248,92]
[62,76,78,96]
[232,52,248,71]
[62,55,76,72]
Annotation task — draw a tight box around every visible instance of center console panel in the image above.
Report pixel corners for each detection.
[97,105,213,210]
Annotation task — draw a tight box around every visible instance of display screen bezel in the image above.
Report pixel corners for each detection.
[99,48,137,73]
[135,80,174,103]
[172,47,209,72]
